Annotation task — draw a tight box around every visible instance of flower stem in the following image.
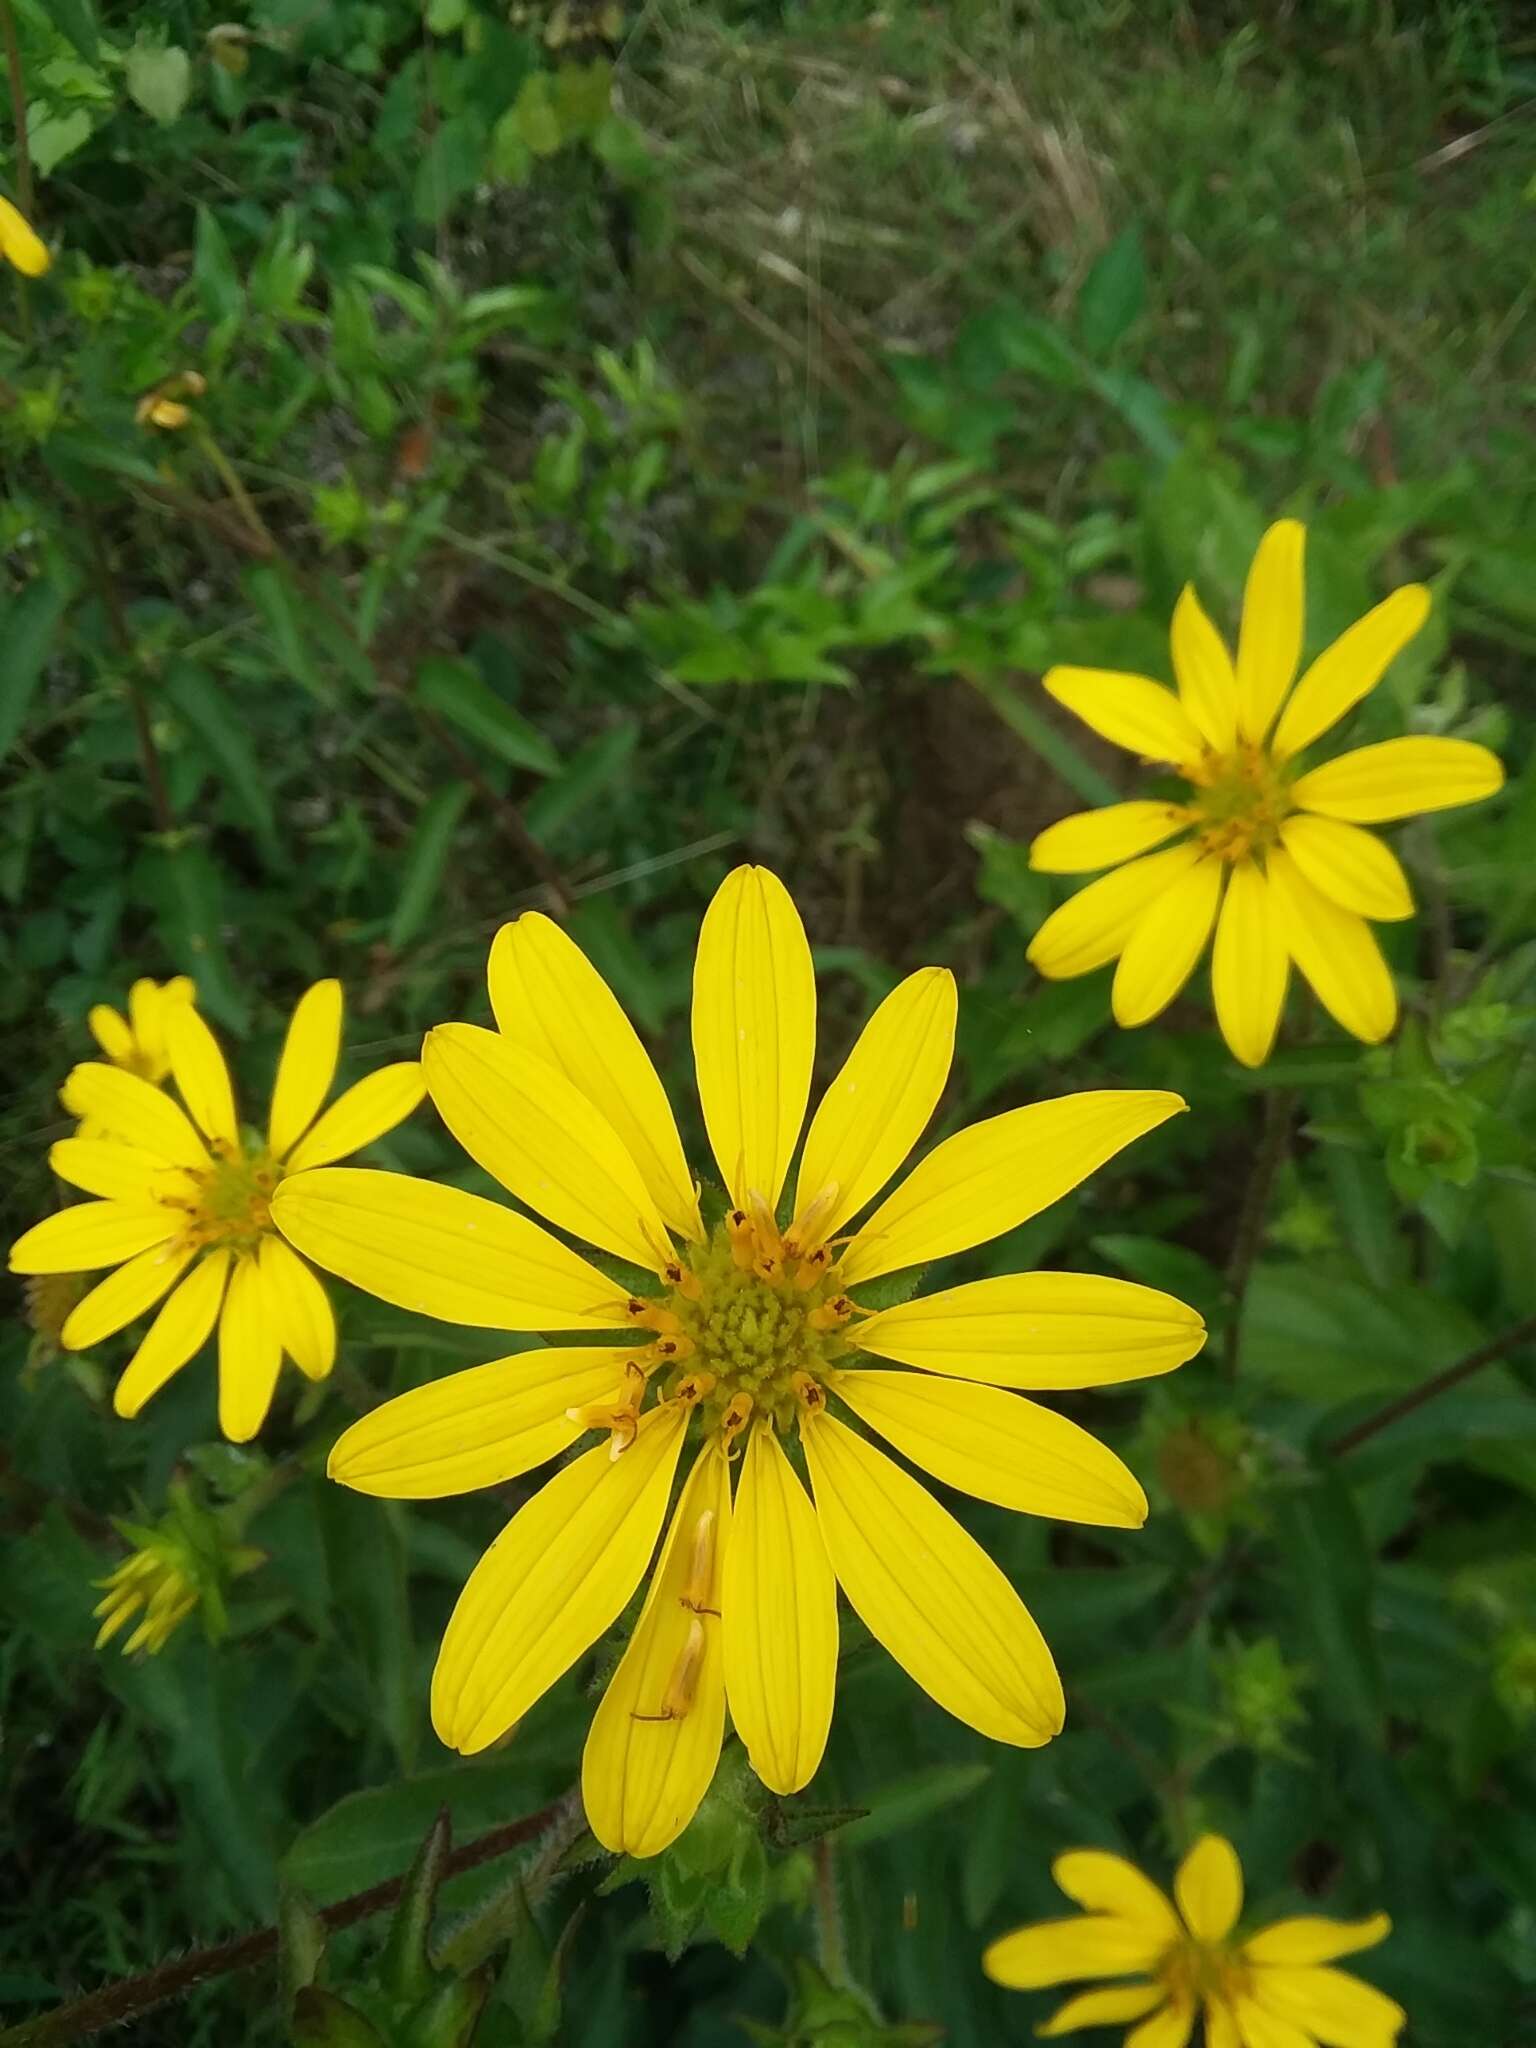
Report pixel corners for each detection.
[1328,1311,1536,1458]
[1222,1086,1295,1377]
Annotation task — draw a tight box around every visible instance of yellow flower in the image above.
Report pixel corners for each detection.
[0,194,50,277]
[983,1833,1404,2047]
[92,1483,263,1657]
[67,976,198,1096]
[1027,521,1505,1066]
[272,866,1204,1857]
[9,981,425,1442]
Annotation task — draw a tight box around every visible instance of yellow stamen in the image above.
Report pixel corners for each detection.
[632,1615,706,1723]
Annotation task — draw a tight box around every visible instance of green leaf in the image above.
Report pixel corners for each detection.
[1077,224,1147,356]
[382,1809,452,2004]
[50,0,99,61]
[523,721,637,841]
[194,205,244,322]
[134,844,247,1028]
[416,657,561,775]
[245,565,344,703]
[838,1764,990,1849]
[291,1988,388,2048]
[278,1886,327,2006]
[1274,1474,1383,1732]
[125,42,192,124]
[161,663,283,863]
[413,112,490,226]
[0,574,73,767]
[388,782,472,951]
[27,106,93,176]
[405,1967,493,2048]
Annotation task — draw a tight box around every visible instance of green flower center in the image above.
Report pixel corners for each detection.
[1159,1935,1247,2009]
[1190,744,1292,861]
[189,1139,281,1251]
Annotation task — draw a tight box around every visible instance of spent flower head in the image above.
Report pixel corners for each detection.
[93,1481,263,1657]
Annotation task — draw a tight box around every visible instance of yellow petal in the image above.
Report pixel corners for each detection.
[424,1023,668,1272]
[283,1063,425,1171]
[1170,583,1238,751]
[981,1916,1169,1990]
[0,195,51,276]
[57,1064,210,1168]
[217,1255,283,1442]
[840,1089,1185,1286]
[1265,849,1396,1046]
[1291,735,1504,822]
[829,1371,1147,1527]
[1204,2004,1241,2048]
[49,1137,193,1206]
[583,1442,731,1856]
[1242,1914,1392,1968]
[1043,667,1205,767]
[165,1004,240,1149]
[1112,854,1224,1028]
[1247,1966,1405,2048]
[60,1242,197,1350]
[1279,815,1412,922]
[722,1422,837,1795]
[257,1234,335,1379]
[272,1168,621,1330]
[1174,1833,1243,1942]
[489,914,701,1241]
[850,1271,1206,1389]
[1211,860,1289,1069]
[691,864,815,1211]
[268,980,343,1159]
[1271,585,1432,760]
[792,968,956,1245]
[10,1202,177,1274]
[1027,843,1205,980]
[1030,802,1191,875]
[1052,1851,1181,1936]
[1126,1998,1196,2048]
[329,1345,638,1498]
[114,1251,231,1417]
[87,1005,134,1063]
[801,1410,1063,1745]
[432,1400,688,1753]
[1235,519,1306,740]
[1229,1997,1314,2048]
[1037,1984,1166,2036]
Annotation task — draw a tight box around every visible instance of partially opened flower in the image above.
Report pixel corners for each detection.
[0,194,50,277]
[273,866,1204,1857]
[983,1833,1404,2046]
[63,977,198,1115]
[9,982,424,1442]
[1027,521,1504,1065]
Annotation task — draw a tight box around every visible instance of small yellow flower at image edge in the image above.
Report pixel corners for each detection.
[67,975,197,1100]
[983,1832,1404,2047]
[0,193,51,277]
[1026,520,1505,1066]
[271,865,1209,1859]
[8,981,426,1442]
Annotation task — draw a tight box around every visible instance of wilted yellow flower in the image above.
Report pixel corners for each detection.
[274,866,1204,1857]
[0,195,50,277]
[983,1833,1403,2046]
[10,982,424,1442]
[1027,522,1504,1065]
[134,371,208,431]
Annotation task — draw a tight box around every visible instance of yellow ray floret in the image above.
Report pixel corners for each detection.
[0,195,50,276]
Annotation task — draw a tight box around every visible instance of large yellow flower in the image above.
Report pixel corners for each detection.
[983,1834,1404,2047]
[1027,521,1504,1066]
[272,867,1205,1857]
[9,982,424,1441]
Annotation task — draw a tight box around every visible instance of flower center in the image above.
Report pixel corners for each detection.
[183,1139,281,1252]
[1159,1936,1247,2010]
[1188,743,1292,862]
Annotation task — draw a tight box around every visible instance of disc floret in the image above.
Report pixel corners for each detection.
[179,1134,282,1253]
[1187,741,1293,862]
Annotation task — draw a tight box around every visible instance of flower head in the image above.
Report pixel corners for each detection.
[135,371,207,431]
[71,975,198,1095]
[983,1833,1404,2046]
[0,195,50,277]
[273,866,1205,1857]
[9,981,425,1442]
[1027,521,1504,1065]
[93,1481,263,1657]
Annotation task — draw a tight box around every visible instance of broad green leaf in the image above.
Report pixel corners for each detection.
[388,782,471,951]
[0,574,73,766]
[1077,224,1147,356]
[161,663,282,863]
[125,42,192,124]
[415,657,561,775]
[1274,1474,1382,1732]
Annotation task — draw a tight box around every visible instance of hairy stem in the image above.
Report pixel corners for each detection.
[1329,1311,1536,1458]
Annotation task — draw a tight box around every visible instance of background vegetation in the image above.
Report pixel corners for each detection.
[2,1,1534,2043]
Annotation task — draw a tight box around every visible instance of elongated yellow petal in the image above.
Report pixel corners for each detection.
[425,1024,668,1271]
[1247,1966,1405,2047]
[10,1202,177,1275]
[1112,855,1223,1028]
[0,196,51,277]
[1052,1851,1181,1935]
[1272,584,1431,759]
[218,1255,283,1442]
[584,1442,731,1856]
[272,1169,620,1331]
[1243,1915,1391,1968]
[127,979,168,1061]
[1235,519,1305,740]
[981,1916,1169,1990]
[268,980,343,1159]
[257,1234,335,1379]
[1031,802,1191,875]
[840,1089,1185,1285]
[1175,1834,1243,1942]
[1170,583,1238,751]
[432,1400,689,1753]
[691,864,815,1211]
[1204,2004,1241,2048]
[165,1005,239,1149]
[282,1063,425,1171]
[87,1005,134,1063]
[792,968,956,1246]
[61,1242,197,1350]
[489,914,701,1241]
[1229,1996,1314,2048]
[329,1345,638,1498]
[1279,815,1412,921]
[1211,859,1289,1069]
[1028,843,1204,980]
[830,1371,1146,1526]
[114,1251,231,1417]
[49,1138,193,1206]
[722,1422,837,1795]
[1037,1984,1166,2036]
[1291,735,1504,822]
[1265,849,1396,1045]
[1043,668,1204,766]
[802,1411,1063,1745]
[850,1271,1205,1388]
[57,1064,210,1168]
[1126,1998,1196,2048]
